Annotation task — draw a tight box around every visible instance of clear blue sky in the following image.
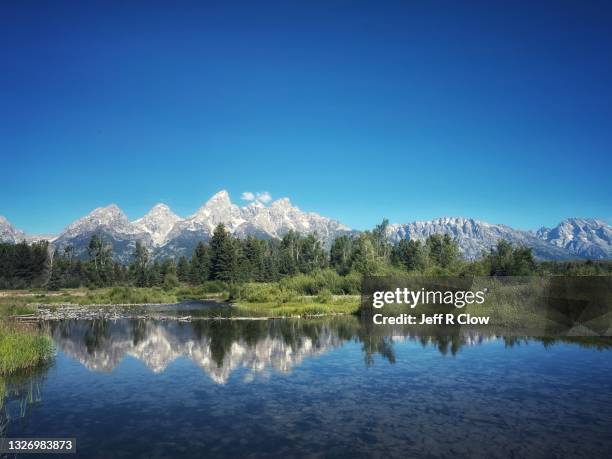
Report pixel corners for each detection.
[1,0,611,234]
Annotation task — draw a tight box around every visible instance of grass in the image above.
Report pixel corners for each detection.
[0,296,54,376]
[228,282,360,316]
[234,297,360,317]
[0,274,362,318]
[0,283,229,311]
[0,323,54,375]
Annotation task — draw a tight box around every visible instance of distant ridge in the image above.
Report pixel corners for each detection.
[2,192,611,261]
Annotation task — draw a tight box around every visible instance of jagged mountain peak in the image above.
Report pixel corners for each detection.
[10,192,611,262]
[132,203,182,246]
[204,190,231,206]
[562,217,609,228]
[537,217,612,259]
[149,202,172,211]
[137,203,178,220]
[387,216,574,260]
[66,204,128,229]
[188,191,237,219]
[185,190,243,230]
[52,204,147,263]
[95,203,122,213]
[0,215,27,243]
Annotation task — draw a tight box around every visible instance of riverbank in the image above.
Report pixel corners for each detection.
[1,283,361,319]
[0,323,54,375]
[5,296,359,321]
[0,285,227,308]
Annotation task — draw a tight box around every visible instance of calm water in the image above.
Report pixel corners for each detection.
[2,317,612,458]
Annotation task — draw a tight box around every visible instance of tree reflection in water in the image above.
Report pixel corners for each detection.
[0,365,49,438]
[45,317,612,383]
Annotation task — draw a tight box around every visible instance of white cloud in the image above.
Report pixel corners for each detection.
[256,192,272,203]
[241,191,272,203]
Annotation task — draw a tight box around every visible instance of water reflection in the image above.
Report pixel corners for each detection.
[48,318,612,384]
[0,365,49,437]
[50,319,351,384]
[2,319,611,458]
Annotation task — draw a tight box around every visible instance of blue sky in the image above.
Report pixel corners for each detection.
[1,0,611,234]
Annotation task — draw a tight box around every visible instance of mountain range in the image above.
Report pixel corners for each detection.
[1,190,611,261]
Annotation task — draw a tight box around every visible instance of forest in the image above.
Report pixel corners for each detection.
[0,220,610,291]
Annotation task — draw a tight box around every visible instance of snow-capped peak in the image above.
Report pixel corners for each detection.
[0,215,27,243]
[184,190,244,231]
[536,218,612,259]
[62,204,130,237]
[132,203,182,245]
[203,190,231,207]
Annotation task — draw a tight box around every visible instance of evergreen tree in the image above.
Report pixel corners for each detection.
[210,225,241,282]
[371,219,392,261]
[279,230,300,275]
[190,242,210,284]
[243,236,266,281]
[149,261,162,286]
[177,256,190,282]
[426,234,460,270]
[392,239,427,271]
[209,224,230,280]
[330,235,354,275]
[87,235,114,286]
[484,240,535,276]
[298,234,326,273]
[129,241,150,287]
[351,234,379,275]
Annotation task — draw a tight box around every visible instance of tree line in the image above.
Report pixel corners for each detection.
[1,220,608,290]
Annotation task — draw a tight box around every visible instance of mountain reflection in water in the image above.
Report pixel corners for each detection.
[51,319,349,384]
[1,317,611,458]
[48,318,612,384]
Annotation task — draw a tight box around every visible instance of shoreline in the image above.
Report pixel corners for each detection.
[8,302,350,322]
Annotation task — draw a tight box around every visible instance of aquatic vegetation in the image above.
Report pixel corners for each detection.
[0,324,54,375]
[0,364,49,437]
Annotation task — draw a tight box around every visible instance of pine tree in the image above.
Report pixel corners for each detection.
[279,230,300,275]
[242,236,266,281]
[298,234,326,273]
[177,256,190,283]
[330,235,354,275]
[392,239,427,272]
[129,241,150,287]
[211,230,241,282]
[190,242,210,284]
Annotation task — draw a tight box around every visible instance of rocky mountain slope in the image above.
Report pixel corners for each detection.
[537,218,612,259]
[386,217,577,260]
[0,215,27,243]
[2,193,611,261]
[51,204,153,263]
[48,191,352,261]
[132,203,181,246]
